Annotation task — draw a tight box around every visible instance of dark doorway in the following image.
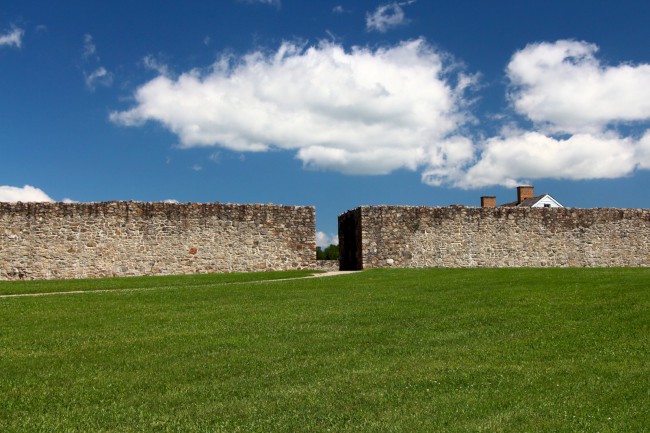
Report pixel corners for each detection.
[338,208,363,270]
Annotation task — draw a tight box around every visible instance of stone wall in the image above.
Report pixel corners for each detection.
[0,202,315,280]
[339,206,649,269]
[315,260,340,272]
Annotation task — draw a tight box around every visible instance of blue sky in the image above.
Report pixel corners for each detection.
[2,0,649,246]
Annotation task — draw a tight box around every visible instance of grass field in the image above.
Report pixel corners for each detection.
[0,270,317,296]
[1,268,648,432]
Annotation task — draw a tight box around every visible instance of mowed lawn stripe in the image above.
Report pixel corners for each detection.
[0,268,648,432]
[0,269,318,296]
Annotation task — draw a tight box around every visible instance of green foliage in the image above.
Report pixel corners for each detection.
[1,268,648,432]
[316,244,339,260]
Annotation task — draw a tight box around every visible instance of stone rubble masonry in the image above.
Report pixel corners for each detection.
[339,206,649,269]
[0,202,316,280]
[315,260,340,272]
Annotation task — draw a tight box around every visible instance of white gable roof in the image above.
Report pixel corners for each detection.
[530,194,563,208]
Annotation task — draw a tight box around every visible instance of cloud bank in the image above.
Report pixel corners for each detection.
[111,39,650,188]
[0,185,54,202]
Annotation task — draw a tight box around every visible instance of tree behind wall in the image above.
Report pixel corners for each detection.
[316,244,339,260]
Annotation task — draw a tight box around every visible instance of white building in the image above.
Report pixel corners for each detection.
[480,186,564,208]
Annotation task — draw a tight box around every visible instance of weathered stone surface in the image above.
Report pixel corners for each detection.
[0,202,316,280]
[315,260,339,272]
[339,206,649,269]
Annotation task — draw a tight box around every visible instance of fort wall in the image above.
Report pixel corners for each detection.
[339,206,649,269]
[0,202,315,280]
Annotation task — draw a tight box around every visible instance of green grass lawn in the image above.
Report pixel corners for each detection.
[1,268,648,432]
[0,270,317,296]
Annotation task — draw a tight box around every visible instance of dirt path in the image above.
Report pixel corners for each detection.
[0,270,362,299]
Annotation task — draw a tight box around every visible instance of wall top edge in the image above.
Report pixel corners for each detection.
[349,205,649,212]
[0,201,314,210]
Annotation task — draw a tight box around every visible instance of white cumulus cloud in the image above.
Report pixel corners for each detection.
[449,40,650,188]
[638,131,650,169]
[316,231,338,248]
[111,38,650,189]
[0,25,24,48]
[456,131,640,188]
[111,39,476,178]
[366,1,415,33]
[0,185,54,202]
[507,40,650,134]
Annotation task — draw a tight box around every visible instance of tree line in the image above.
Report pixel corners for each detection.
[316,244,339,260]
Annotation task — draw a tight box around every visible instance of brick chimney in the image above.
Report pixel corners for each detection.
[517,186,534,204]
[480,196,496,208]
